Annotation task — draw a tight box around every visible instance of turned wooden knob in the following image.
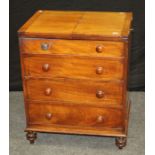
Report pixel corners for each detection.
[96,66,104,74]
[44,88,52,96]
[41,43,49,50]
[96,90,104,98]
[97,115,104,123]
[96,45,104,53]
[42,64,50,72]
[45,113,52,120]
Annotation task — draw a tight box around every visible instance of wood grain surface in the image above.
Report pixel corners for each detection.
[18,10,132,40]
[20,38,124,58]
[18,10,132,145]
[28,102,123,129]
[25,78,123,105]
[23,55,124,80]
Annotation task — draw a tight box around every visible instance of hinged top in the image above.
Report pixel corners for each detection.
[18,10,133,40]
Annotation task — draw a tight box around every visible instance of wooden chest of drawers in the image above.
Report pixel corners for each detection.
[18,10,132,149]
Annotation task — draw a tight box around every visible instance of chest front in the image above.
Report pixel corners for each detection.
[18,10,132,149]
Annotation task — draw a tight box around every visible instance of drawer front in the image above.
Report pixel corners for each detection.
[25,79,123,105]
[23,56,124,80]
[20,39,124,57]
[28,103,123,129]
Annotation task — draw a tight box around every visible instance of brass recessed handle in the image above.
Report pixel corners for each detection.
[96,90,104,98]
[97,115,104,123]
[45,88,52,96]
[96,45,104,53]
[41,43,49,50]
[45,113,52,120]
[96,66,104,74]
[42,64,50,72]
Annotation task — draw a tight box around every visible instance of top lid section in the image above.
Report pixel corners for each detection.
[18,10,133,40]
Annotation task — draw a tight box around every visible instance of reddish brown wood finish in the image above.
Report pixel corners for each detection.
[18,10,132,148]
[23,55,124,80]
[20,39,124,58]
[25,78,123,105]
[28,102,123,129]
[18,10,132,40]
[25,100,131,138]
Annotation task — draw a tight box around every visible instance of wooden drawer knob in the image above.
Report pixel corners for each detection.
[45,88,52,96]
[96,90,104,98]
[45,113,52,120]
[96,45,104,53]
[42,64,50,72]
[96,66,103,74]
[97,115,104,123]
[41,43,49,50]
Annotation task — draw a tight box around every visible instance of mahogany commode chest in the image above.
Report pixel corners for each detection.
[18,10,132,149]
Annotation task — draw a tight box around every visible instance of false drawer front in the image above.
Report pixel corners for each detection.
[23,56,124,80]
[28,103,123,129]
[25,78,123,105]
[20,38,124,58]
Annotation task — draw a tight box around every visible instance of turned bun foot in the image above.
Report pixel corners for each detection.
[115,137,127,149]
[26,131,37,144]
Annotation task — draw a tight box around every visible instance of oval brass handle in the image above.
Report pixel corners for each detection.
[97,115,104,123]
[45,113,52,120]
[96,90,104,98]
[41,43,49,50]
[45,88,52,96]
[96,45,104,53]
[96,66,103,74]
[42,64,50,72]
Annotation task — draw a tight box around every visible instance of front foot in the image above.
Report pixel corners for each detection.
[115,137,127,149]
[26,131,37,144]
